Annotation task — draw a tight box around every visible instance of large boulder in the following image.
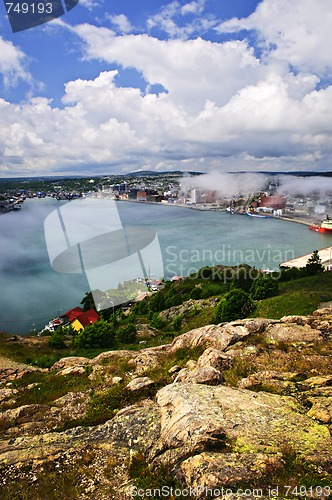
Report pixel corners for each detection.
[174,366,225,385]
[154,383,331,466]
[168,324,251,353]
[178,452,282,495]
[264,323,322,343]
[51,357,91,370]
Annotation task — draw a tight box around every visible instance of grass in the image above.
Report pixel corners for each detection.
[56,345,206,430]
[3,370,92,409]
[234,444,332,496]
[253,272,332,319]
[0,452,97,500]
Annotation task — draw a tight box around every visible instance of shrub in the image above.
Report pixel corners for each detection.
[164,291,183,309]
[250,275,279,300]
[278,267,303,282]
[171,314,183,332]
[230,268,258,292]
[116,324,137,344]
[48,330,67,349]
[149,292,165,312]
[190,287,203,300]
[214,289,255,323]
[150,313,168,330]
[73,320,115,349]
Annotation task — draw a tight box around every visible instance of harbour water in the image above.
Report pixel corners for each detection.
[0,197,329,334]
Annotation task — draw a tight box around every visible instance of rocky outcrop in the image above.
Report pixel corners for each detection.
[264,323,323,343]
[126,377,154,391]
[1,305,332,497]
[159,297,219,322]
[173,347,228,385]
[168,323,251,353]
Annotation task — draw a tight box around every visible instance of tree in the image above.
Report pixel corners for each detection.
[250,275,279,300]
[214,289,255,323]
[305,250,324,276]
[73,320,115,348]
[80,289,105,311]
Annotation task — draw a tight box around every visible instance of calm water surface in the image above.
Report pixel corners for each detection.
[0,198,329,334]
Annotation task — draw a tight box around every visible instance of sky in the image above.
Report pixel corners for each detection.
[0,0,332,177]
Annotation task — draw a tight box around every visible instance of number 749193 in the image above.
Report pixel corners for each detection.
[5,2,53,14]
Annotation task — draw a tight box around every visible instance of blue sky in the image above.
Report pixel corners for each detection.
[0,0,331,177]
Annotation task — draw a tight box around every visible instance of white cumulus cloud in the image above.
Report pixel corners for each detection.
[0,36,31,87]
[217,0,332,77]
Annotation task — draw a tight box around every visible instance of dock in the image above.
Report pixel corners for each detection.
[280,247,332,269]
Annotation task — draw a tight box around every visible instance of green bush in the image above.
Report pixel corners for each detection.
[230,268,259,292]
[73,320,115,349]
[150,313,168,330]
[214,289,255,323]
[278,267,303,282]
[190,287,203,299]
[116,324,137,343]
[250,275,279,300]
[171,314,183,332]
[164,291,183,309]
[48,330,67,349]
[149,292,166,312]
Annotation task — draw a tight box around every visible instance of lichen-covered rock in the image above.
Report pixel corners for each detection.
[0,387,18,404]
[280,315,309,325]
[51,357,91,370]
[264,323,322,342]
[231,318,279,333]
[196,347,232,371]
[56,366,87,377]
[299,374,332,389]
[136,324,157,338]
[174,366,225,385]
[178,452,283,496]
[168,324,250,353]
[126,377,154,391]
[238,371,306,392]
[91,350,134,365]
[159,298,218,322]
[307,397,332,423]
[1,404,49,424]
[155,383,331,466]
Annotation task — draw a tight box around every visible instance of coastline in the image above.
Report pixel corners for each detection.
[121,199,320,226]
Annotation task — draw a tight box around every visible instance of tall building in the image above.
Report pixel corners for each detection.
[191,189,202,204]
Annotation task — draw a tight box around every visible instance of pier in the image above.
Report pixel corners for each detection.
[280,247,332,269]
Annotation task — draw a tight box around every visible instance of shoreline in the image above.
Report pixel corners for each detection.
[14,196,322,228]
[122,198,320,227]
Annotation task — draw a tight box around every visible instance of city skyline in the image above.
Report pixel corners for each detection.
[0,0,332,177]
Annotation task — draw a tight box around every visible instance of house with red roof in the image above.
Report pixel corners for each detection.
[61,306,83,324]
[70,309,100,332]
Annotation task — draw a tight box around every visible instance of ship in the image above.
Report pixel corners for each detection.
[309,216,332,233]
[246,209,272,218]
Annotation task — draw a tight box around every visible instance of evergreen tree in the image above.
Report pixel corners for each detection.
[305,250,324,275]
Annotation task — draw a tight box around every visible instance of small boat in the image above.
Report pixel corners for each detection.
[310,216,332,233]
[246,209,271,218]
